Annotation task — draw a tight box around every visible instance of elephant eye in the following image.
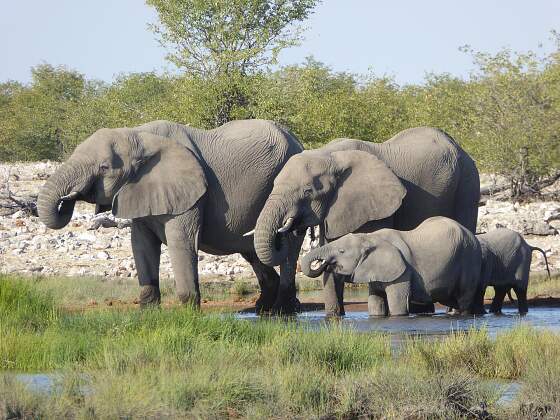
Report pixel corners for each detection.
[100,163,110,173]
[303,186,313,196]
[338,249,345,254]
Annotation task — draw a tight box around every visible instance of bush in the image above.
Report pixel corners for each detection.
[2,41,559,188]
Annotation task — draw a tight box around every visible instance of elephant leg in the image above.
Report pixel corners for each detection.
[513,286,528,315]
[131,220,162,307]
[323,271,345,317]
[274,234,304,314]
[471,284,487,315]
[490,286,508,314]
[241,252,279,314]
[367,284,388,317]
[165,209,202,307]
[385,281,410,316]
[455,262,485,315]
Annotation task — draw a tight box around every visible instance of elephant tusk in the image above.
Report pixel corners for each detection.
[277,217,295,233]
[243,229,255,237]
[60,191,79,201]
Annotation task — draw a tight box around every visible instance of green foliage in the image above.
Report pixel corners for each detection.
[146,0,319,76]
[0,64,86,161]
[461,44,560,192]
[146,0,320,125]
[1,37,559,188]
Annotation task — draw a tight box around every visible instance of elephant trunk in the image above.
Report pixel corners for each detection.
[37,161,92,229]
[254,196,291,267]
[301,246,332,278]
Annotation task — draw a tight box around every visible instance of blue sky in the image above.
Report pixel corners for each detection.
[1,0,558,85]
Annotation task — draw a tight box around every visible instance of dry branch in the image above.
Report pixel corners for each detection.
[0,168,37,216]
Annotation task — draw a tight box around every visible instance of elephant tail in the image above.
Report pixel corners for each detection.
[531,247,551,280]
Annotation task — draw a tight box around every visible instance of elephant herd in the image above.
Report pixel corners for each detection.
[37,119,549,317]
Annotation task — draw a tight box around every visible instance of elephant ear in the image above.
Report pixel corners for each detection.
[352,240,407,284]
[324,150,406,239]
[112,132,207,219]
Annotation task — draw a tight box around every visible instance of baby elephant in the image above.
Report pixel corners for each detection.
[478,228,551,314]
[301,217,484,316]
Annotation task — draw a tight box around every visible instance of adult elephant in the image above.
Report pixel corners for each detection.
[38,119,304,313]
[253,127,480,316]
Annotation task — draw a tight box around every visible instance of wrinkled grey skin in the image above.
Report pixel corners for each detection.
[478,228,551,314]
[38,119,303,313]
[301,217,485,316]
[255,127,480,316]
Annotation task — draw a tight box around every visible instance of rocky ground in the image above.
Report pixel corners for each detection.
[1,162,559,282]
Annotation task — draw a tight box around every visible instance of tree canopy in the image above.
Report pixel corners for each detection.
[0,11,559,195]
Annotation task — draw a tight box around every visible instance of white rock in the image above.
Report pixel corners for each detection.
[92,240,110,250]
[11,210,24,219]
[77,232,97,242]
[95,251,110,260]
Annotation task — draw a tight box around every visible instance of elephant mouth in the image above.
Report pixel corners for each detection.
[307,258,337,277]
[280,217,317,238]
[310,259,329,272]
[59,189,96,206]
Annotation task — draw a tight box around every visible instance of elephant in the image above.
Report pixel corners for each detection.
[478,228,551,314]
[253,126,480,316]
[301,217,485,316]
[37,119,304,312]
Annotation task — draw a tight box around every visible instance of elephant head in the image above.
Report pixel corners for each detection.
[38,127,207,229]
[301,233,408,284]
[253,149,406,266]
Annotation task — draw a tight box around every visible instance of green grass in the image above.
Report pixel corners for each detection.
[230,279,257,297]
[1,274,560,418]
[9,274,261,308]
[527,272,560,297]
[483,272,560,301]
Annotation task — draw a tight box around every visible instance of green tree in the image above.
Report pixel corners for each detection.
[0,64,86,161]
[462,45,560,195]
[146,0,320,125]
[250,58,358,147]
[401,73,475,143]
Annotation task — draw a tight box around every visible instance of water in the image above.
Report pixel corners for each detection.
[494,381,523,407]
[13,373,62,394]
[236,307,560,338]
[12,373,90,395]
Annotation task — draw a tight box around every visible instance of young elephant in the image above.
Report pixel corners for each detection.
[478,228,551,314]
[301,217,484,316]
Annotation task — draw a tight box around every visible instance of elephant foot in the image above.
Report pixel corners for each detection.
[368,312,387,318]
[471,305,487,316]
[139,285,161,308]
[409,302,435,314]
[255,293,277,315]
[271,296,301,315]
[448,307,470,316]
[177,292,201,309]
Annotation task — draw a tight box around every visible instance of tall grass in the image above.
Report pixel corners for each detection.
[1,275,560,418]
